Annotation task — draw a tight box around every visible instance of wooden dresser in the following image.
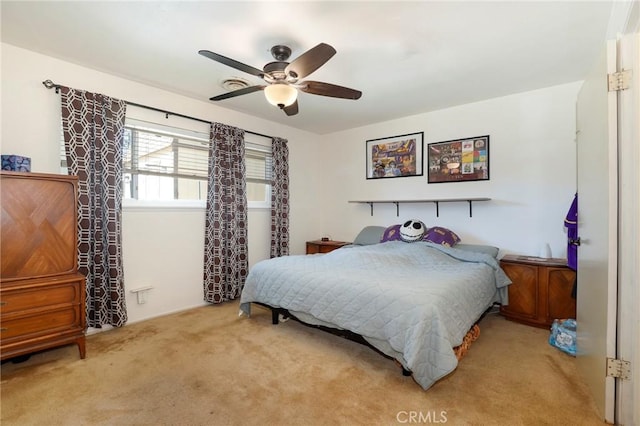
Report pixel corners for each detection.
[306,240,351,254]
[499,254,576,329]
[1,171,86,360]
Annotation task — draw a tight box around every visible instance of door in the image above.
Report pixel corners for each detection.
[575,39,618,423]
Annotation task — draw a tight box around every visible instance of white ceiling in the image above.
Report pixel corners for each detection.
[1,1,613,135]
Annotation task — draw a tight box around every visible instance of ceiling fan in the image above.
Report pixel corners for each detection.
[198,43,362,116]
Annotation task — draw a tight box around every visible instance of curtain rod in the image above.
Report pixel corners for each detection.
[42,79,273,140]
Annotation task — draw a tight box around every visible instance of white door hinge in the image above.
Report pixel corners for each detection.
[608,70,632,91]
[606,357,631,380]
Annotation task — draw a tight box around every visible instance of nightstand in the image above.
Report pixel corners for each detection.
[306,240,351,254]
[499,255,576,328]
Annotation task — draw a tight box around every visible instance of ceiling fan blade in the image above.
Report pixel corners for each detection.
[209,85,265,101]
[300,81,362,100]
[199,50,264,78]
[283,100,299,116]
[285,43,336,80]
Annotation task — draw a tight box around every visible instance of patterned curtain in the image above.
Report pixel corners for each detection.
[270,137,290,258]
[60,87,128,328]
[203,123,248,303]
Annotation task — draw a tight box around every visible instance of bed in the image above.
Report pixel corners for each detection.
[239,226,511,390]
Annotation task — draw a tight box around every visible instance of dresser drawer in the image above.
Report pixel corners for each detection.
[1,305,83,340]
[1,281,81,315]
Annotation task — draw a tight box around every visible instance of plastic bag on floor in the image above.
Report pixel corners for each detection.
[549,318,576,356]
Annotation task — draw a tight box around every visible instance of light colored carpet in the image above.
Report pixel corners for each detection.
[1,301,603,425]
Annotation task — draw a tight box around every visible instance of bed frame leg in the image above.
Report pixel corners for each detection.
[271,308,280,325]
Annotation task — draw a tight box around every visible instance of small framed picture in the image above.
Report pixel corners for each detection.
[366,132,424,179]
[427,135,489,183]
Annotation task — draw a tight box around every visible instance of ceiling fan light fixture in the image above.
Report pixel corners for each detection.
[264,83,297,108]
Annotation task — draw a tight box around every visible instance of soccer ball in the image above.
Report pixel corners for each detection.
[399,220,426,242]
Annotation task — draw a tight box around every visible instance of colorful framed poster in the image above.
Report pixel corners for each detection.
[427,135,490,183]
[366,132,424,179]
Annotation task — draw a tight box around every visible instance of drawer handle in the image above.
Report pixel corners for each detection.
[0,301,6,306]
[0,327,7,331]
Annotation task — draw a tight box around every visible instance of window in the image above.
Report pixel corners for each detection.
[61,113,272,207]
[122,121,210,201]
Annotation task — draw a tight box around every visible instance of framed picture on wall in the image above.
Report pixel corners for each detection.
[427,135,490,183]
[366,131,424,179]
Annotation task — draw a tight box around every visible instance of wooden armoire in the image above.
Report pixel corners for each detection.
[0,171,86,360]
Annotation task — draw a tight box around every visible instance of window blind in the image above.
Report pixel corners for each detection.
[123,125,209,180]
[245,142,272,185]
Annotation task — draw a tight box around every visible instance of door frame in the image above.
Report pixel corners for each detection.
[603,2,639,422]
[615,31,640,426]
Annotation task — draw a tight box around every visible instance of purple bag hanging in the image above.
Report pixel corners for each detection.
[564,194,578,271]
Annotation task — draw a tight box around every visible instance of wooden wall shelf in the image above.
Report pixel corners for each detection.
[348,198,491,217]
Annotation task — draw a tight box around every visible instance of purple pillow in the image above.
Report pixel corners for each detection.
[380,224,402,243]
[424,226,461,247]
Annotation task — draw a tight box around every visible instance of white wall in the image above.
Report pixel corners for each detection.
[1,43,323,323]
[320,82,580,258]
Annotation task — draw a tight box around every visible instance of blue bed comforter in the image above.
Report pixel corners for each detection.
[239,241,511,390]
